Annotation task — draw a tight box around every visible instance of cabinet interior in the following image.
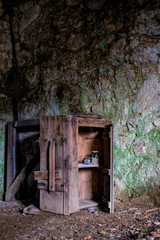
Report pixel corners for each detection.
[78,126,104,209]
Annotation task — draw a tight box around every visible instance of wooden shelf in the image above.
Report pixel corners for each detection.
[78,163,99,168]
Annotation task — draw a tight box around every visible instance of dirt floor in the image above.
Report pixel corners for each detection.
[0,200,160,240]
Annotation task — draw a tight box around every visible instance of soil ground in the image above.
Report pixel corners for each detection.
[0,200,159,240]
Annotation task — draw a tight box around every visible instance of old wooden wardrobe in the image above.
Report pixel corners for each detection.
[35,114,114,215]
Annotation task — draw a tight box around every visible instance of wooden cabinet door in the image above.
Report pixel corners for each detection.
[37,116,69,214]
[102,124,114,213]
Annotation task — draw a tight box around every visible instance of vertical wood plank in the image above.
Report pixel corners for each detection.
[49,140,55,191]
[68,117,79,213]
[62,116,69,214]
[39,116,50,197]
[40,117,48,172]
[54,116,64,192]
[102,124,114,213]
[110,125,114,213]
[40,190,64,214]
[6,123,14,191]
[12,127,17,180]
[40,116,65,214]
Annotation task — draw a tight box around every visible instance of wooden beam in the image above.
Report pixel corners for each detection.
[49,140,55,191]
[5,152,39,201]
[78,118,112,128]
[14,119,40,128]
[37,180,48,190]
[73,113,104,119]
[34,170,62,181]
[5,164,27,201]
[5,122,16,191]
[34,170,48,180]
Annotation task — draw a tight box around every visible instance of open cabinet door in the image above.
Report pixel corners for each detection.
[35,116,69,215]
[102,124,114,213]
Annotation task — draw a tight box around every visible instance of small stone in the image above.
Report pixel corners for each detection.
[154,221,160,225]
[153,119,160,127]
[99,230,107,236]
[84,236,91,240]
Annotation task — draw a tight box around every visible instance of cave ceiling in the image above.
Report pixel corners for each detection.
[3,0,153,8]
[3,0,33,7]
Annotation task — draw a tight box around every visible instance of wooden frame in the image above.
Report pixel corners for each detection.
[4,119,40,201]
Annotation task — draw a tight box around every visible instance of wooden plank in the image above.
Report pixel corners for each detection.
[78,163,99,168]
[63,116,69,215]
[79,199,99,209]
[37,180,48,190]
[55,169,62,180]
[40,116,50,140]
[39,138,49,172]
[49,140,55,191]
[102,124,114,213]
[14,119,40,128]
[67,117,79,214]
[34,170,48,180]
[78,168,102,201]
[12,126,17,181]
[6,122,14,191]
[39,116,65,214]
[5,152,40,201]
[23,204,45,215]
[78,129,100,163]
[146,208,160,213]
[5,163,28,201]
[78,118,111,128]
[54,116,64,192]
[40,190,64,214]
[110,125,114,213]
[35,170,62,181]
[78,169,93,200]
[73,113,104,119]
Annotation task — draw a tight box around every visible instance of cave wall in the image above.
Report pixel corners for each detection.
[0,0,160,204]
[0,1,13,199]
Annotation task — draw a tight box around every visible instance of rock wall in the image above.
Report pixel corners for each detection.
[0,0,13,199]
[0,0,160,205]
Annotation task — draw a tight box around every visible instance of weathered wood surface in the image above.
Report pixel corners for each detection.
[34,170,48,180]
[5,166,26,201]
[79,199,99,209]
[78,163,99,168]
[40,190,64,214]
[49,140,55,191]
[39,115,113,215]
[23,204,44,215]
[54,116,64,192]
[62,116,69,215]
[78,129,100,163]
[5,152,39,201]
[40,116,66,214]
[14,119,40,128]
[102,124,114,213]
[5,122,16,192]
[73,113,104,119]
[37,180,48,190]
[110,125,114,213]
[35,169,62,181]
[68,117,79,214]
[78,168,102,201]
[78,118,111,128]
